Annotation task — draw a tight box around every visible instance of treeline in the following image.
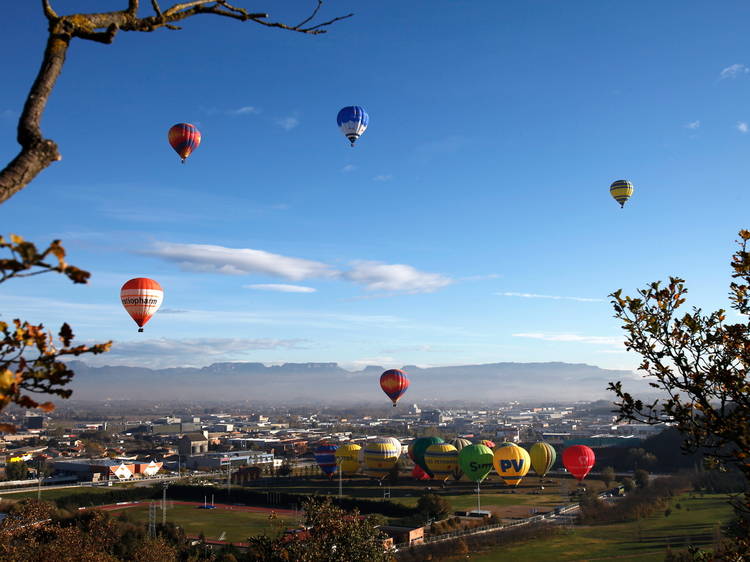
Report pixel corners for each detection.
[578,474,692,524]
[53,486,161,510]
[395,521,563,562]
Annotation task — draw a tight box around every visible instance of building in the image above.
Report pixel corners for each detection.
[186,450,275,471]
[52,458,163,481]
[179,431,209,456]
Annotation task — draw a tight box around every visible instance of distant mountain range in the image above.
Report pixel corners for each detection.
[66,361,647,404]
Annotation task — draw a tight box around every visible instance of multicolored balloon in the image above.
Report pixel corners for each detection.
[610,179,634,208]
[334,443,361,475]
[493,444,530,486]
[363,438,401,479]
[529,442,557,478]
[562,445,596,482]
[449,438,472,452]
[409,437,444,477]
[168,123,201,163]
[380,369,410,407]
[120,278,163,332]
[478,439,496,449]
[314,443,339,479]
[458,444,494,483]
[424,443,459,482]
[337,106,369,146]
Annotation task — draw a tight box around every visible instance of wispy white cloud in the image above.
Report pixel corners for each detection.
[147,242,336,281]
[244,283,316,293]
[685,120,700,130]
[146,242,453,295]
[342,164,357,173]
[227,106,259,116]
[462,274,502,281]
[513,332,621,345]
[373,174,393,182]
[345,261,453,294]
[498,292,603,303]
[720,64,749,79]
[276,116,299,131]
[738,122,749,133]
[1,109,16,121]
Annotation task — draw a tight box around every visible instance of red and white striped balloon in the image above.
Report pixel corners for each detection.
[120,278,164,332]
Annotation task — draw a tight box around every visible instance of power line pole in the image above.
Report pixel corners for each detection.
[161,482,170,526]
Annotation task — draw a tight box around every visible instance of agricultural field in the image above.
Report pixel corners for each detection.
[448,493,734,561]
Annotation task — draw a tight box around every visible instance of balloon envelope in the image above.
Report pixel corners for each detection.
[363,438,401,479]
[562,445,596,481]
[314,443,338,478]
[337,106,369,146]
[424,443,459,481]
[478,439,496,449]
[380,369,409,406]
[458,444,494,483]
[334,444,361,475]
[412,465,431,481]
[493,444,531,486]
[449,438,472,452]
[530,442,557,477]
[120,278,163,331]
[610,179,634,208]
[410,437,444,477]
[168,123,201,162]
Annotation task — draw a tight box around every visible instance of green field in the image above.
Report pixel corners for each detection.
[117,504,299,543]
[449,494,734,561]
[0,485,123,501]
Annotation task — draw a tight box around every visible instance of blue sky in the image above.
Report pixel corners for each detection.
[1,1,749,370]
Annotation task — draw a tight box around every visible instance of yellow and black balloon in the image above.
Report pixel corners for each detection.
[609,179,634,208]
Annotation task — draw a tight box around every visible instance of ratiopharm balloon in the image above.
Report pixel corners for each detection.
[337,106,369,146]
[409,437,444,477]
[449,438,472,452]
[380,369,409,407]
[412,465,431,481]
[562,445,596,482]
[363,438,401,479]
[168,123,201,163]
[458,444,494,483]
[529,442,557,478]
[493,444,531,486]
[609,179,634,208]
[334,443,361,475]
[424,443,459,482]
[120,278,163,332]
[314,443,339,479]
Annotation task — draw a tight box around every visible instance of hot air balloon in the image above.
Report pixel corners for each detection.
[610,179,633,208]
[529,442,557,479]
[380,369,409,407]
[409,437,444,477]
[334,444,361,476]
[412,465,431,481]
[449,438,472,452]
[363,438,401,479]
[337,106,369,146]
[478,439,496,449]
[314,443,339,479]
[168,123,201,163]
[562,445,596,482]
[424,443,459,482]
[120,278,164,332]
[493,444,531,486]
[458,444,494,511]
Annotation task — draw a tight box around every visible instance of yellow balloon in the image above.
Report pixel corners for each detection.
[335,443,362,475]
[424,443,459,481]
[493,444,531,486]
[363,438,401,479]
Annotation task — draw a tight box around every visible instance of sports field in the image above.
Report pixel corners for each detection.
[447,493,734,561]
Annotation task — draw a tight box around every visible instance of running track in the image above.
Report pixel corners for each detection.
[91,501,298,517]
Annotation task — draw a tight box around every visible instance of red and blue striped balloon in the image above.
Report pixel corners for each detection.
[380,369,410,407]
[168,123,201,163]
[314,443,339,478]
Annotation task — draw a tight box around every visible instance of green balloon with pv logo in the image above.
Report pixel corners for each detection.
[458,444,494,483]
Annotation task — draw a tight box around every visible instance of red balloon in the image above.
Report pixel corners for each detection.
[380,369,409,407]
[168,123,201,163]
[562,445,596,481]
[412,465,430,481]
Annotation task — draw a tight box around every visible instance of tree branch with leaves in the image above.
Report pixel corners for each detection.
[0,0,352,204]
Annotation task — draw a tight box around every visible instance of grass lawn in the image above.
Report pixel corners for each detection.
[116,504,299,542]
[0,485,124,501]
[448,493,734,561]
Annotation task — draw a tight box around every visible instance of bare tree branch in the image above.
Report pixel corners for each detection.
[0,1,352,205]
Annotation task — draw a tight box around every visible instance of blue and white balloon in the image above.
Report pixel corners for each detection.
[337,106,369,146]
